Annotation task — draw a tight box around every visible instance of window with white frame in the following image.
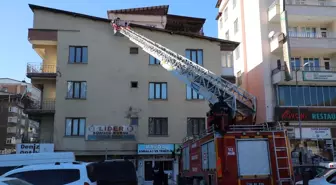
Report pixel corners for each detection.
[290,57,301,71]
[234,18,239,34]
[219,18,223,29]
[301,27,317,38]
[187,118,206,136]
[303,58,320,71]
[222,51,233,68]
[235,45,240,60]
[225,30,229,40]
[324,58,330,70]
[65,118,86,136]
[224,8,228,21]
[233,0,237,8]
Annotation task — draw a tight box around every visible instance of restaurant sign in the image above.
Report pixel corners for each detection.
[86,125,136,141]
[275,107,336,121]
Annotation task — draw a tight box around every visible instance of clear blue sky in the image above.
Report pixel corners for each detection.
[0,0,219,82]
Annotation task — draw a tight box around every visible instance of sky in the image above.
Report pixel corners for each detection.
[0,0,219,82]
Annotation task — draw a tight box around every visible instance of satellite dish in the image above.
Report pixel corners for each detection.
[268,31,275,38]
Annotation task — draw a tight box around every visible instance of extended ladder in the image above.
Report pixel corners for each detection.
[111,20,256,119]
[272,131,294,185]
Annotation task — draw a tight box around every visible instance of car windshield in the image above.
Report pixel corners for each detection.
[315,168,334,178]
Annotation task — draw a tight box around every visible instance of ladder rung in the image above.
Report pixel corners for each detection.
[274,137,286,139]
[278,167,289,170]
[277,157,288,159]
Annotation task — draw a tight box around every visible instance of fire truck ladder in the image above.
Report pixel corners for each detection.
[272,131,294,185]
[111,20,257,120]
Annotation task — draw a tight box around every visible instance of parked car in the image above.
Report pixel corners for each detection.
[2,161,96,185]
[294,165,328,183]
[308,168,336,185]
[0,177,33,185]
[88,160,137,185]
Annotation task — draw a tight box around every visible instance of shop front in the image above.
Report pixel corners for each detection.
[137,144,180,185]
[275,107,336,165]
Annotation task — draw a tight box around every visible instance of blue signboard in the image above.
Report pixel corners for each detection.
[137,144,174,155]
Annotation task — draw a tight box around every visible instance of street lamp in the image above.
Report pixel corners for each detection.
[295,61,314,164]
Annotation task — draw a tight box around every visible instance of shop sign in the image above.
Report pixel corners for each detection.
[137,144,174,155]
[294,128,331,139]
[275,107,336,121]
[86,125,136,141]
[16,143,54,154]
[302,71,336,81]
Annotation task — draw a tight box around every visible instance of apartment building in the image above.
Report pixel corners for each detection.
[0,78,40,154]
[216,0,336,164]
[26,4,238,177]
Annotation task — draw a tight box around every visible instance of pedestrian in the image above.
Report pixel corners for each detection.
[152,165,165,185]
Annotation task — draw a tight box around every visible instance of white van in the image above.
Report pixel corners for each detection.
[0,152,75,175]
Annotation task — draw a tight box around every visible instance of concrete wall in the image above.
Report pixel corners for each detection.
[32,9,223,154]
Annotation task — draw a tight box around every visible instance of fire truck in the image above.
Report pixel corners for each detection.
[111,19,294,185]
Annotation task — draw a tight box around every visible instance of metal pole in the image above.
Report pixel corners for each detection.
[296,69,302,142]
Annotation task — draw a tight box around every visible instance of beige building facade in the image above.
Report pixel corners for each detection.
[216,0,336,164]
[26,4,238,158]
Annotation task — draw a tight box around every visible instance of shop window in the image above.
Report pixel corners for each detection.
[277,85,336,107]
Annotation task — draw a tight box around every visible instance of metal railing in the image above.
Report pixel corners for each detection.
[27,63,57,74]
[289,32,336,38]
[286,0,336,6]
[182,122,284,142]
[272,66,336,75]
[26,99,56,110]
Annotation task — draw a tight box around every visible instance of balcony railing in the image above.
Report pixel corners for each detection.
[289,32,336,38]
[286,0,336,6]
[26,99,56,111]
[27,63,57,74]
[272,66,336,75]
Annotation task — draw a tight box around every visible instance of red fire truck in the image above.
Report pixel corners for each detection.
[179,100,294,185]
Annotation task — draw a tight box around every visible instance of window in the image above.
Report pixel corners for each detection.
[131,81,138,88]
[69,46,88,63]
[65,118,86,136]
[1,87,8,92]
[233,0,237,8]
[67,81,87,99]
[301,27,317,38]
[225,30,230,40]
[288,27,298,37]
[149,55,160,65]
[224,8,228,21]
[3,178,34,185]
[148,117,168,136]
[324,58,330,70]
[130,47,138,54]
[7,169,81,185]
[290,57,301,71]
[235,46,240,60]
[219,18,223,29]
[185,49,204,100]
[149,82,167,100]
[130,117,139,126]
[222,51,233,68]
[187,118,206,136]
[234,18,239,34]
[237,71,242,86]
[303,58,320,71]
[277,86,336,107]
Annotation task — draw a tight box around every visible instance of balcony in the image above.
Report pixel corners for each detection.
[27,63,58,79]
[269,32,336,55]
[25,99,56,115]
[289,32,336,55]
[272,66,336,84]
[268,0,336,23]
